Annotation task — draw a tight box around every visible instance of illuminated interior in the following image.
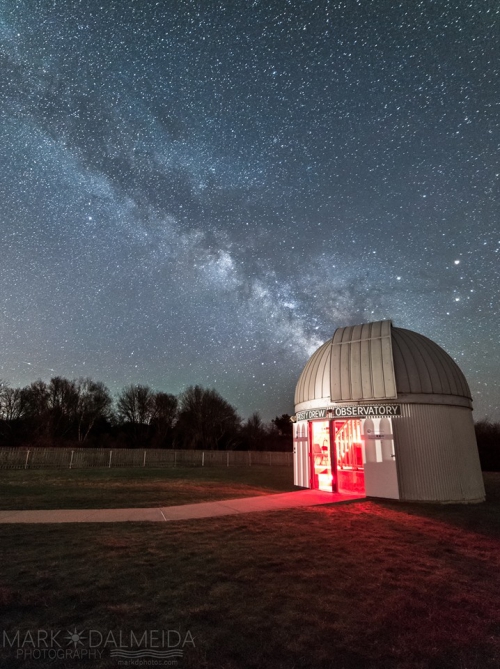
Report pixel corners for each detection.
[310,420,333,491]
[334,420,366,495]
[309,419,366,495]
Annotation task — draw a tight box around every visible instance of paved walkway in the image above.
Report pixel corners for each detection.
[0,490,364,524]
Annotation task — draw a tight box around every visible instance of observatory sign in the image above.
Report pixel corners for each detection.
[295,404,401,421]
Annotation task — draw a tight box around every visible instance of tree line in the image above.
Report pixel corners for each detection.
[475,420,500,472]
[0,377,292,451]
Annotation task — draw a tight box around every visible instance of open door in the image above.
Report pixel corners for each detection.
[310,420,334,491]
[334,420,366,495]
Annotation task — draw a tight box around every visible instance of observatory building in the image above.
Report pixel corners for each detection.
[293,320,485,503]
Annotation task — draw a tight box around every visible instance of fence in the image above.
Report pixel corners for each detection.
[0,447,293,470]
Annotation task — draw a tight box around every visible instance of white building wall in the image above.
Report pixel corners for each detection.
[393,404,485,502]
[293,422,310,488]
[363,417,400,499]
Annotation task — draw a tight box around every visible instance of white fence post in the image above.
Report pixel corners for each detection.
[202,452,205,467]
[109,451,112,468]
[143,451,147,467]
[24,450,30,470]
[69,451,74,469]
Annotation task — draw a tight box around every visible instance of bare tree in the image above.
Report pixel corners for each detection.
[150,392,178,447]
[0,385,25,421]
[75,378,112,442]
[21,380,50,418]
[15,377,111,444]
[47,377,78,414]
[0,383,26,443]
[241,411,268,450]
[17,380,50,442]
[47,377,80,439]
[116,384,155,425]
[176,385,240,450]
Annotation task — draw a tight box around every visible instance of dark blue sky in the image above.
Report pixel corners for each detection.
[1,0,498,420]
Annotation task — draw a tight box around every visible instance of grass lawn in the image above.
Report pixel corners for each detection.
[0,466,296,510]
[0,474,499,668]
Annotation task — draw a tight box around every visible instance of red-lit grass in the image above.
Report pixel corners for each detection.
[1,475,500,668]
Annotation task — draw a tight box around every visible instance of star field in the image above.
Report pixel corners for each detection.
[1,0,499,420]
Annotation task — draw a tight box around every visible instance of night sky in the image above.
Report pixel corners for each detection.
[1,0,499,421]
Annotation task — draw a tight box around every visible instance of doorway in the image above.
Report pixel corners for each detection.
[309,419,366,495]
[310,420,334,492]
[334,420,366,495]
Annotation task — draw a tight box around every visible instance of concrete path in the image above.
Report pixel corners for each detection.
[0,490,364,524]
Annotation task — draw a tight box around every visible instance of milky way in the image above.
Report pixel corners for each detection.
[1,0,499,420]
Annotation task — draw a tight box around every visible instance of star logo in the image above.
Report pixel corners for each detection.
[65,629,86,648]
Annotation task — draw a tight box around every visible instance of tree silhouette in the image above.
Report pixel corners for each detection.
[271,414,293,437]
[0,385,24,422]
[176,385,240,450]
[240,411,268,450]
[47,377,79,440]
[116,385,154,425]
[150,392,178,448]
[75,378,112,442]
